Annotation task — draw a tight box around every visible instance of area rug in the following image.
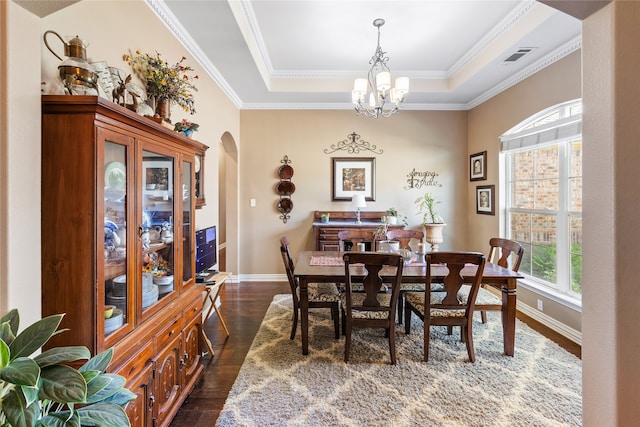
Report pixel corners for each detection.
[216,294,581,426]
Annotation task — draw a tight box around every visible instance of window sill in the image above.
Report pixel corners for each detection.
[517,278,582,312]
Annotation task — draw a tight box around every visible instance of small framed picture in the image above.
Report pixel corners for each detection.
[476,185,495,215]
[470,151,487,181]
[332,157,376,201]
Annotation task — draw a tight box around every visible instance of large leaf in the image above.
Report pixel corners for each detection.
[84,374,112,403]
[85,374,124,404]
[0,322,16,348]
[39,365,86,403]
[0,357,40,386]
[3,387,39,427]
[0,309,20,336]
[0,337,10,369]
[20,384,40,407]
[79,348,113,373]
[9,314,64,361]
[80,370,100,385]
[101,388,137,407]
[34,346,91,368]
[75,402,131,427]
[40,412,80,427]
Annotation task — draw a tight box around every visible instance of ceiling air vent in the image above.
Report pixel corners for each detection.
[504,47,536,63]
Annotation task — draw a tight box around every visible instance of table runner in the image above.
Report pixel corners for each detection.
[309,255,426,266]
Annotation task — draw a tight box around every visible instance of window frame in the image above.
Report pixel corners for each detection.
[500,99,582,306]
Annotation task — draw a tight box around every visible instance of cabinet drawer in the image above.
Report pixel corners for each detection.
[156,316,183,351]
[113,341,154,381]
[319,228,341,239]
[183,295,202,324]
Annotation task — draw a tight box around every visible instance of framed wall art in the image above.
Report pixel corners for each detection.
[142,157,173,199]
[470,151,487,181]
[476,185,495,215]
[332,157,376,201]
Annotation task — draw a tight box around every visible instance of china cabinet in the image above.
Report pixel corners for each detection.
[41,96,208,427]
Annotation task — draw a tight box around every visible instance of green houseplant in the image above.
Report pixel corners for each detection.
[0,309,135,427]
[384,207,408,226]
[414,193,446,251]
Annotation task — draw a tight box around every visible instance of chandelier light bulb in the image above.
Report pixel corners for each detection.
[352,18,409,118]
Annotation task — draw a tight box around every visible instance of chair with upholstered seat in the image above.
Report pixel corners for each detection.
[385,229,424,250]
[337,230,376,252]
[404,252,486,362]
[280,236,341,340]
[459,237,524,324]
[341,252,404,364]
[385,229,426,323]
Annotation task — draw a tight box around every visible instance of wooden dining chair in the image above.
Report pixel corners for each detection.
[459,237,524,324]
[337,230,376,252]
[341,252,404,364]
[385,229,426,323]
[280,237,341,340]
[404,252,486,362]
[385,229,424,250]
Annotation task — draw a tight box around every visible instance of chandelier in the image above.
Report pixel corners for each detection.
[352,19,409,118]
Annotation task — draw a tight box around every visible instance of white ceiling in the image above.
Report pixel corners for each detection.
[154,0,581,111]
[18,0,581,111]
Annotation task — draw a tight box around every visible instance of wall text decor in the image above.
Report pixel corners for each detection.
[324,132,383,155]
[405,168,443,189]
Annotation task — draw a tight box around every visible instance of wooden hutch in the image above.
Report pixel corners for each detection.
[41,96,208,427]
[312,210,404,251]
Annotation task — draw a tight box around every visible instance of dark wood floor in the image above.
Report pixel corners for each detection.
[169,281,581,426]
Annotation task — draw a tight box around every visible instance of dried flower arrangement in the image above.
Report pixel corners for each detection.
[123,50,198,114]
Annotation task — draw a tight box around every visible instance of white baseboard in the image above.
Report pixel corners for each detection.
[517,301,582,345]
[235,274,582,345]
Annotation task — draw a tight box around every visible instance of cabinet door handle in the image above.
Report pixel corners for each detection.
[179,358,186,367]
[149,395,155,408]
[169,329,174,336]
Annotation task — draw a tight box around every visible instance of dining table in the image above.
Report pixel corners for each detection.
[293,250,524,356]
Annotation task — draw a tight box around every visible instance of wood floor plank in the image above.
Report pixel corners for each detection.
[169,280,580,426]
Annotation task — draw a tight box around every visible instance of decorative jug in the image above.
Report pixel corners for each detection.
[43,30,98,94]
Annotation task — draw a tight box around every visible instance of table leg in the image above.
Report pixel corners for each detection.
[299,278,309,355]
[502,278,517,356]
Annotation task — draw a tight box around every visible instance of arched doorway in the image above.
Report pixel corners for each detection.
[219,132,238,276]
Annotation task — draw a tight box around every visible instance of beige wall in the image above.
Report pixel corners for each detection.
[467,51,582,332]
[239,109,468,276]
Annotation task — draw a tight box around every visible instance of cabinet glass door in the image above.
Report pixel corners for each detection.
[141,149,176,310]
[103,140,130,338]
[182,159,194,288]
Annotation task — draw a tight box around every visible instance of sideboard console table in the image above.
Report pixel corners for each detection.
[312,211,404,251]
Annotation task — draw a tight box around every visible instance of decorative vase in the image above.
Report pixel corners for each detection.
[181,129,193,139]
[423,223,446,251]
[155,97,171,123]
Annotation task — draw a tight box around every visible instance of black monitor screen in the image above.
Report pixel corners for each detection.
[195,225,217,274]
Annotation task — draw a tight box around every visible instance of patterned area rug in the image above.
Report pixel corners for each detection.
[216,295,581,426]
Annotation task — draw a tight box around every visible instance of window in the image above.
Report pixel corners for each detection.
[501,100,582,301]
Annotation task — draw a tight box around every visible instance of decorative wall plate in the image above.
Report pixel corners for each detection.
[277,198,293,214]
[275,181,296,196]
[278,164,294,180]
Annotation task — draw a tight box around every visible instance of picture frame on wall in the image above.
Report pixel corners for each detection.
[470,151,487,181]
[476,185,495,215]
[332,157,376,201]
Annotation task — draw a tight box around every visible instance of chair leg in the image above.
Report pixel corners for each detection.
[344,320,351,363]
[388,323,397,365]
[290,308,298,340]
[332,304,340,339]
[480,310,487,323]
[464,325,475,363]
[397,291,404,324]
[424,318,430,362]
[447,326,453,335]
[404,305,412,335]
[341,309,346,336]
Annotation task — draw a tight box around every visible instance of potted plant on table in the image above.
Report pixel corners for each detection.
[0,309,135,426]
[384,207,408,226]
[415,193,447,251]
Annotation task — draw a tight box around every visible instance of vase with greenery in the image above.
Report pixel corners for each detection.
[123,50,199,121]
[0,309,135,427]
[414,193,446,251]
[320,213,330,223]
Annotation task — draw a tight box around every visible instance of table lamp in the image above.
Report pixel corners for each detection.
[351,194,367,224]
